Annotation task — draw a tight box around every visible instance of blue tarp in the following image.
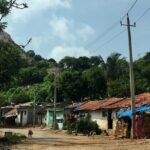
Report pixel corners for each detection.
[117,105,150,119]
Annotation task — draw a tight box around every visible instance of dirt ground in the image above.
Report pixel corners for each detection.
[0,128,150,150]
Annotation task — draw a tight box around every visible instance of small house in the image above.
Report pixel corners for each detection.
[0,106,15,126]
[75,98,125,131]
[15,102,40,126]
[38,103,65,130]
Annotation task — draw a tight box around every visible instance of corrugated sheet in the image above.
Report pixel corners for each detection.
[5,108,17,118]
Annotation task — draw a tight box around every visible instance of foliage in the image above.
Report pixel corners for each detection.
[57,70,85,101]
[82,67,107,99]
[6,87,30,103]
[0,42,23,89]
[1,41,150,104]
[18,67,47,86]
[59,56,103,71]
[76,114,101,135]
[0,0,28,30]
[0,133,26,145]
[26,50,35,57]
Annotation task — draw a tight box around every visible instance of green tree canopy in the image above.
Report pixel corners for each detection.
[0,42,23,89]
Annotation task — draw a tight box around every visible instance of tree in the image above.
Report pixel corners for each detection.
[76,56,91,71]
[101,53,129,97]
[82,67,106,99]
[19,67,47,85]
[90,56,104,67]
[26,50,35,57]
[0,42,23,89]
[57,70,84,101]
[6,87,30,104]
[134,52,150,93]
[59,56,104,71]
[0,0,28,31]
[59,56,77,69]
[34,54,43,61]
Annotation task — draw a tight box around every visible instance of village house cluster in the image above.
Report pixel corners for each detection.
[0,93,150,137]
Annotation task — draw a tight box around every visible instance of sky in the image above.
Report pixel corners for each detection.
[4,0,150,62]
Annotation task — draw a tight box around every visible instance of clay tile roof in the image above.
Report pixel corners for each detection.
[77,101,101,111]
[104,92,150,109]
[135,92,150,106]
[104,98,131,109]
[76,98,123,111]
[5,108,17,117]
[75,93,150,111]
[92,98,124,110]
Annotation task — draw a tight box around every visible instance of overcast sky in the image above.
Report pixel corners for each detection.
[5,0,150,61]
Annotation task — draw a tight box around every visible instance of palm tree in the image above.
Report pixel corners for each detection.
[100,53,129,97]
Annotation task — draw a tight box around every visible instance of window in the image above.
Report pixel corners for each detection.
[102,111,107,117]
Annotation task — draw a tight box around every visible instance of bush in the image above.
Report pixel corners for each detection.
[76,114,101,135]
[0,133,26,145]
[66,121,76,134]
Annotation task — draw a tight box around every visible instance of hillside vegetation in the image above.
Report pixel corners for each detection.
[0,0,150,105]
[0,35,150,105]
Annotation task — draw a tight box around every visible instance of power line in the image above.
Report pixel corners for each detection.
[85,0,138,49]
[85,22,119,49]
[127,0,138,15]
[120,0,138,21]
[135,8,150,23]
[94,29,126,52]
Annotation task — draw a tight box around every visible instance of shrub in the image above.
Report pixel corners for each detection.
[0,133,26,145]
[76,114,101,135]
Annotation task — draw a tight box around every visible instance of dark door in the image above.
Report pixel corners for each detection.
[108,111,113,129]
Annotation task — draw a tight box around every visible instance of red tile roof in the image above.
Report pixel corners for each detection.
[77,98,123,111]
[77,101,101,111]
[104,98,131,109]
[76,93,150,111]
[103,93,150,109]
[92,98,124,110]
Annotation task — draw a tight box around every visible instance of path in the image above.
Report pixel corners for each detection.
[0,128,150,150]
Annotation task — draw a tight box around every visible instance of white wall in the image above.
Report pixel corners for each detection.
[15,109,28,126]
[89,110,118,131]
[89,110,107,130]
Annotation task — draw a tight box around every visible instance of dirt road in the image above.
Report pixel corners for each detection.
[0,128,150,150]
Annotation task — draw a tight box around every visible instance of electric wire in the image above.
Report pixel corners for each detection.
[94,29,126,52]
[85,0,138,49]
[135,8,150,23]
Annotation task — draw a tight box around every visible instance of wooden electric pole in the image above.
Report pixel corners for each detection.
[121,13,136,139]
[53,76,57,129]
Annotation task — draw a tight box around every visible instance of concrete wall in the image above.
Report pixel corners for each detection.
[46,110,64,129]
[15,107,39,126]
[90,110,108,130]
[89,110,118,131]
[112,111,118,132]
[38,113,47,125]
[15,108,28,126]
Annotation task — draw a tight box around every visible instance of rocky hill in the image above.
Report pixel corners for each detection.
[0,31,14,43]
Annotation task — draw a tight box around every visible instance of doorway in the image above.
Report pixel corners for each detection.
[107,111,113,129]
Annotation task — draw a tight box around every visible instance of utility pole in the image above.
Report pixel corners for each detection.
[33,92,36,127]
[53,76,57,129]
[121,13,136,139]
[48,67,61,130]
